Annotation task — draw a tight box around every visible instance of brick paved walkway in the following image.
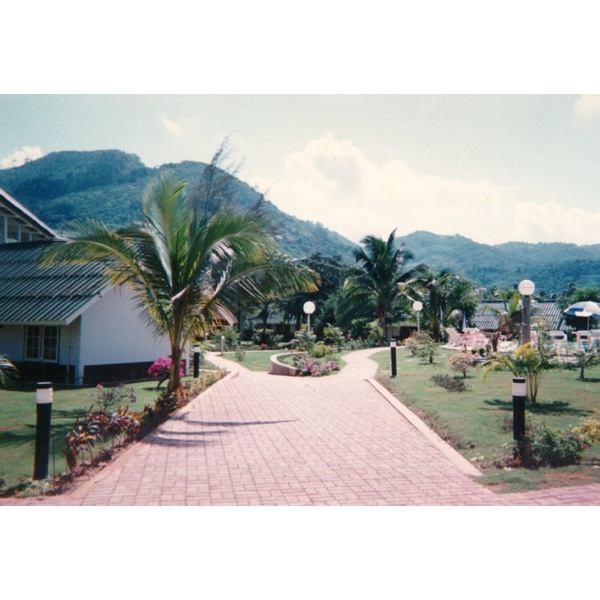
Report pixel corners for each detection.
[3,349,600,506]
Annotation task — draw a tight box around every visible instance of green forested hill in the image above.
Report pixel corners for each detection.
[1,150,599,294]
[0,149,356,260]
[402,231,600,295]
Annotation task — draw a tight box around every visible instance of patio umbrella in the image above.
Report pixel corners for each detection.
[564,301,600,330]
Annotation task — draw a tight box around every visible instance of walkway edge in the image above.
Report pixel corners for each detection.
[366,377,482,478]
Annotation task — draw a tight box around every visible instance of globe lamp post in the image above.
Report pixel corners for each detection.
[518,279,535,345]
[303,301,316,334]
[413,301,423,333]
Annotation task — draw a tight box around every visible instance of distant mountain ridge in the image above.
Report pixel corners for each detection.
[401,231,600,294]
[1,150,598,294]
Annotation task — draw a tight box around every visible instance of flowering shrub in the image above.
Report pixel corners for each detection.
[294,356,340,377]
[448,351,478,378]
[571,417,600,446]
[148,357,185,388]
[512,420,589,468]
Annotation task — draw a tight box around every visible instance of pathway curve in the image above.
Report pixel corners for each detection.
[2,349,600,505]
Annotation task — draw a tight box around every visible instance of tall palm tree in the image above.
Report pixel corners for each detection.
[44,175,319,395]
[340,229,423,337]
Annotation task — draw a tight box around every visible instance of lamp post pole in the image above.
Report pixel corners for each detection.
[518,279,535,345]
[413,301,423,334]
[303,301,316,335]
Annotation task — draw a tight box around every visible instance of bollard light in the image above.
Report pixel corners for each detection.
[512,377,527,442]
[390,338,397,378]
[33,382,53,480]
[193,346,200,378]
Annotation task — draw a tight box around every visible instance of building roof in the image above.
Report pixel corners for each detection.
[472,300,565,331]
[0,240,110,325]
[0,188,58,242]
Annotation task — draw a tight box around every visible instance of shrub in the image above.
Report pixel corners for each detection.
[311,343,335,359]
[448,351,478,378]
[571,417,600,446]
[294,356,340,377]
[404,333,438,364]
[323,324,345,350]
[513,420,589,468]
[148,357,185,388]
[431,374,469,393]
[292,328,317,353]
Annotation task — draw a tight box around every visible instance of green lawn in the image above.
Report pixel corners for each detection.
[0,379,180,494]
[373,347,600,493]
[222,349,346,372]
[221,350,282,371]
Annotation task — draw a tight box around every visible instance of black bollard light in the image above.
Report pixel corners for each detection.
[33,382,53,480]
[193,348,200,378]
[390,339,397,378]
[512,377,526,441]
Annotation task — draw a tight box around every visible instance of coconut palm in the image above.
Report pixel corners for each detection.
[339,229,423,337]
[44,175,319,396]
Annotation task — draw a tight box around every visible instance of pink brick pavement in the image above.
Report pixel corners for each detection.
[3,348,600,506]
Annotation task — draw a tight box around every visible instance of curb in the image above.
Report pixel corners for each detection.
[366,377,482,478]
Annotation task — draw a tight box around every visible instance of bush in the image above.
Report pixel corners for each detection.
[448,351,478,377]
[294,356,340,377]
[323,324,345,350]
[311,343,335,359]
[431,374,469,393]
[513,420,589,468]
[404,333,438,364]
[292,328,317,352]
[148,357,185,388]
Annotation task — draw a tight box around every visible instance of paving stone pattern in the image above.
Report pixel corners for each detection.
[3,349,600,506]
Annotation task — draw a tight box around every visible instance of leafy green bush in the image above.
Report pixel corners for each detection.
[311,343,335,359]
[431,374,469,393]
[292,328,317,352]
[513,419,589,468]
[404,333,438,364]
[323,324,345,350]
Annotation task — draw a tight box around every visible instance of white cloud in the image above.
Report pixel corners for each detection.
[253,133,600,246]
[162,116,184,137]
[0,146,43,169]
[574,95,600,118]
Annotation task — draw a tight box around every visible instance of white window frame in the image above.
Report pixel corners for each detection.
[24,325,60,363]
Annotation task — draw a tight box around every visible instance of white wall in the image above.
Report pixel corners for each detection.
[79,285,171,368]
[0,324,24,361]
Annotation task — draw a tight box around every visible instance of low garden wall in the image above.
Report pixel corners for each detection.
[269,352,305,376]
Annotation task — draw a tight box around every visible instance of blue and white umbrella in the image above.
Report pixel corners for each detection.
[564,301,600,329]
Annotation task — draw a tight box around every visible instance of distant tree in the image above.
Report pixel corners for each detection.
[339,230,424,338]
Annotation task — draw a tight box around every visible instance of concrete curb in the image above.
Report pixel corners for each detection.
[366,377,482,478]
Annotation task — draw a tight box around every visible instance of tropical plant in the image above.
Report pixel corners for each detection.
[572,346,600,381]
[482,341,556,402]
[43,170,319,397]
[0,355,18,388]
[339,229,423,339]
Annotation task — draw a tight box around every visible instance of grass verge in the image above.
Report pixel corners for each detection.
[372,347,600,494]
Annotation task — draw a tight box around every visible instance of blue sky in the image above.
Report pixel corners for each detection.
[2,94,600,246]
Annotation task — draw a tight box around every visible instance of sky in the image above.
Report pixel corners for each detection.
[2,94,600,247]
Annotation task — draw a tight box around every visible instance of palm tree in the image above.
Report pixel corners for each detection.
[0,355,18,388]
[44,175,319,396]
[340,229,423,338]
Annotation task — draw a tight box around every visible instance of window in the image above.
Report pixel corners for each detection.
[25,325,59,362]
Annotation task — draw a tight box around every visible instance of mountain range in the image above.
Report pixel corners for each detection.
[0,149,598,295]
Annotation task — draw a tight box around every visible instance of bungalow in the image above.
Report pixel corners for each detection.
[472,300,566,333]
[0,188,171,385]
